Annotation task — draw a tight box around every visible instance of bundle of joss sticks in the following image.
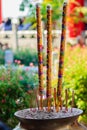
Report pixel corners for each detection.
[36,3,74,112]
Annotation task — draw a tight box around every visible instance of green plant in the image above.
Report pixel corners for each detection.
[20,0,64,29]
[74,7,87,23]
[14,49,38,66]
[41,0,64,24]
[0,66,38,128]
[63,45,87,123]
[0,49,4,64]
[19,69,39,91]
[14,48,46,66]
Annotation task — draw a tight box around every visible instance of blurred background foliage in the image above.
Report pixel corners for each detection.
[0,66,38,128]
[63,45,87,125]
[19,0,64,29]
[0,48,46,66]
[67,0,87,24]
[74,7,87,23]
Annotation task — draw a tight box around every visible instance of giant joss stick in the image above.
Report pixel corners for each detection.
[71,90,74,112]
[46,5,52,111]
[36,4,44,110]
[57,3,67,110]
[54,88,57,109]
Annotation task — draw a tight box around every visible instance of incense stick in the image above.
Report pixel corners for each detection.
[54,88,57,109]
[46,5,52,112]
[65,89,68,111]
[57,3,67,110]
[71,90,74,112]
[36,4,44,110]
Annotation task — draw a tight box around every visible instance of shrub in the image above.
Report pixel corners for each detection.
[0,48,46,66]
[14,48,47,66]
[0,49,4,64]
[0,66,38,128]
[19,69,39,91]
[14,49,38,66]
[63,45,87,124]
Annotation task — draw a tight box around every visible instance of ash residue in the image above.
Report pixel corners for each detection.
[15,107,83,120]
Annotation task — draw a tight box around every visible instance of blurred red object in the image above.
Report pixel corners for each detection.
[29,62,34,67]
[67,0,84,38]
[0,0,2,24]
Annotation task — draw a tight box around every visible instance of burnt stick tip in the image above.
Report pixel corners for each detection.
[36,3,40,8]
[47,5,52,10]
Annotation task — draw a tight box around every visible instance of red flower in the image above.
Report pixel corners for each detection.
[1,99,6,103]
[17,60,21,64]
[29,62,34,67]
[19,76,23,80]
[14,60,18,63]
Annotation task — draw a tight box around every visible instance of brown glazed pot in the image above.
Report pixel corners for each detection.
[14,108,83,130]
